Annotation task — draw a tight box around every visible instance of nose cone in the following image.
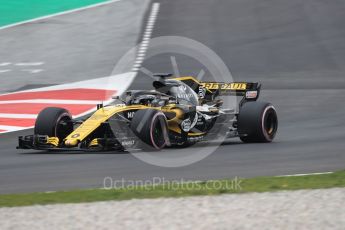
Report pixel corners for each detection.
[65,139,78,146]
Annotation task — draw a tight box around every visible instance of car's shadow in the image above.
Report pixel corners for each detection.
[18,149,131,155]
[18,140,244,155]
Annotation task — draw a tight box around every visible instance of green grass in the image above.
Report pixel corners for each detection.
[0,170,344,207]
[0,0,109,27]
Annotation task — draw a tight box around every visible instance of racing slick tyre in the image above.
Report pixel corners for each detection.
[34,107,73,140]
[237,102,278,143]
[130,109,169,150]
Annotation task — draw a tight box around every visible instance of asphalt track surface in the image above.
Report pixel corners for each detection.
[1,0,345,194]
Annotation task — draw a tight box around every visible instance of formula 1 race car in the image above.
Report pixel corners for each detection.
[17,74,278,151]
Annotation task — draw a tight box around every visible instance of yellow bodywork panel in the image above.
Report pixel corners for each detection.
[64,99,206,147]
[162,104,204,136]
[46,137,59,147]
[64,104,148,146]
[88,138,99,147]
[163,105,184,134]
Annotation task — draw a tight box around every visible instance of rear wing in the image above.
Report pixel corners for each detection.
[200,82,261,100]
[174,76,261,101]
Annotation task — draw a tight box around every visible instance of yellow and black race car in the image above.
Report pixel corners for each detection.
[17,74,278,151]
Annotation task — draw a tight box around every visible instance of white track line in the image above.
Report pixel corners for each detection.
[0,69,11,73]
[275,172,333,177]
[21,69,44,74]
[0,125,26,132]
[0,99,101,105]
[0,0,122,31]
[131,2,160,72]
[15,62,44,66]
[0,62,11,66]
[0,114,37,119]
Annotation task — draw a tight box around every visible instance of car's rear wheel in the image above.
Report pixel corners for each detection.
[237,101,278,143]
[34,107,73,140]
[130,109,169,150]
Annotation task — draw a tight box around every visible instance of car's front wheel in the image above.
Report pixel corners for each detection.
[130,109,169,150]
[34,107,73,141]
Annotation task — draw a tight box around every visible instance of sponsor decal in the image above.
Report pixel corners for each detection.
[201,82,219,90]
[181,118,192,132]
[197,116,204,126]
[127,111,135,119]
[177,93,194,99]
[201,82,247,90]
[121,139,135,147]
[179,85,187,91]
[181,113,198,132]
[71,134,80,138]
[198,86,206,98]
[222,83,247,90]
